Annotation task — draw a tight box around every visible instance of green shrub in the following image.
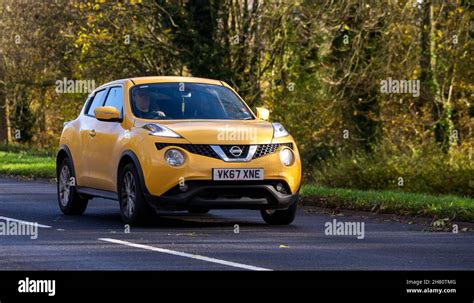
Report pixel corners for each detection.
[311,142,473,196]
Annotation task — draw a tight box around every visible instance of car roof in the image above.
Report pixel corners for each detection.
[94,76,226,93]
[129,76,224,86]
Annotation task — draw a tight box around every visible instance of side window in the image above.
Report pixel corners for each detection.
[87,89,108,116]
[104,87,123,117]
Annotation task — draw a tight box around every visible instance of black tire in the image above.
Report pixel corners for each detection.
[188,208,210,214]
[260,201,297,225]
[57,158,88,215]
[118,162,156,225]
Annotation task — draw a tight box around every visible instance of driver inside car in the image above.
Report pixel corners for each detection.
[133,88,166,119]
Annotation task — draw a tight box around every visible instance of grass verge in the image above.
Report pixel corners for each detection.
[0,151,55,178]
[301,185,474,222]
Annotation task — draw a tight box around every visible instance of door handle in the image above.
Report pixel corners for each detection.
[89,129,96,137]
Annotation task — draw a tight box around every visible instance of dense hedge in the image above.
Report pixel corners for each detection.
[309,143,473,197]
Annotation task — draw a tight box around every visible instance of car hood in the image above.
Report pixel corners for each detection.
[136,119,275,144]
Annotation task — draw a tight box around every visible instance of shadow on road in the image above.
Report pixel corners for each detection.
[55,210,268,230]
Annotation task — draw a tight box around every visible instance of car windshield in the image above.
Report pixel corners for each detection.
[130,83,254,120]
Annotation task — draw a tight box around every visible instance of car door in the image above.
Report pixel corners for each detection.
[85,86,124,192]
[78,88,109,188]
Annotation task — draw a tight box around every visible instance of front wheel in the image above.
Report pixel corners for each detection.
[57,158,88,215]
[260,201,297,225]
[118,163,156,225]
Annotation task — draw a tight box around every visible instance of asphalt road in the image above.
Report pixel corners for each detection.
[0,177,473,271]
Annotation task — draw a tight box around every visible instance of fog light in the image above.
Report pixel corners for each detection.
[165,149,185,167]
[276,183,284,192]
[279,148,294,166]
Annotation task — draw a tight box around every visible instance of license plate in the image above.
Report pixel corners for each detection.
[213,168,264,181]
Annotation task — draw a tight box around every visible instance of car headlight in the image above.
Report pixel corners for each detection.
[272,122,289,138]
[164,149,185,167]
[143,123,182,138]
[279,148,294,166]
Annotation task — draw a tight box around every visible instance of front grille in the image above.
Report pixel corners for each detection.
[253,143,293,159]
[163,180,291,198]
[220,145,250,158]
[155,143,219,159]
[155,142,293,160]
[196,187,271,200]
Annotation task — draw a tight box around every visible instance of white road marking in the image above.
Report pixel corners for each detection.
[99,238,272,271]
[0,216,52,228]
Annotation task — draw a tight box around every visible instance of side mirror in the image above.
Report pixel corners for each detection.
[255,107,270,120]
[94,106,121,122]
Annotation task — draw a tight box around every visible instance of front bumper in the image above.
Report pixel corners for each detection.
[145,180,299,211]
[139,145,302,197]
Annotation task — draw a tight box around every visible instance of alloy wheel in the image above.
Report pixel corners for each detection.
[59,165,71,207]
[121,171,136,219]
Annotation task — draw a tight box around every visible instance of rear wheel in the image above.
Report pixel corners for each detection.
[118,163,156,225]
[260,201,297,225]
[57,158,88,215]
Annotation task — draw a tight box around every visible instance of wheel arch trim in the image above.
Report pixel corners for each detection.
[56,145,76,178]
[118,150,150,195]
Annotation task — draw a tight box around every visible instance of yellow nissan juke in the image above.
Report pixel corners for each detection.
[56,76,302,225]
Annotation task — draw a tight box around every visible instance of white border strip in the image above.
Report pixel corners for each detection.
[99,238,272,271]
[0,216,52,228]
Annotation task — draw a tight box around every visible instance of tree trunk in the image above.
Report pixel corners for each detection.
[0,56,7,144]
[0,84,8,144]
[419,0,453,152]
